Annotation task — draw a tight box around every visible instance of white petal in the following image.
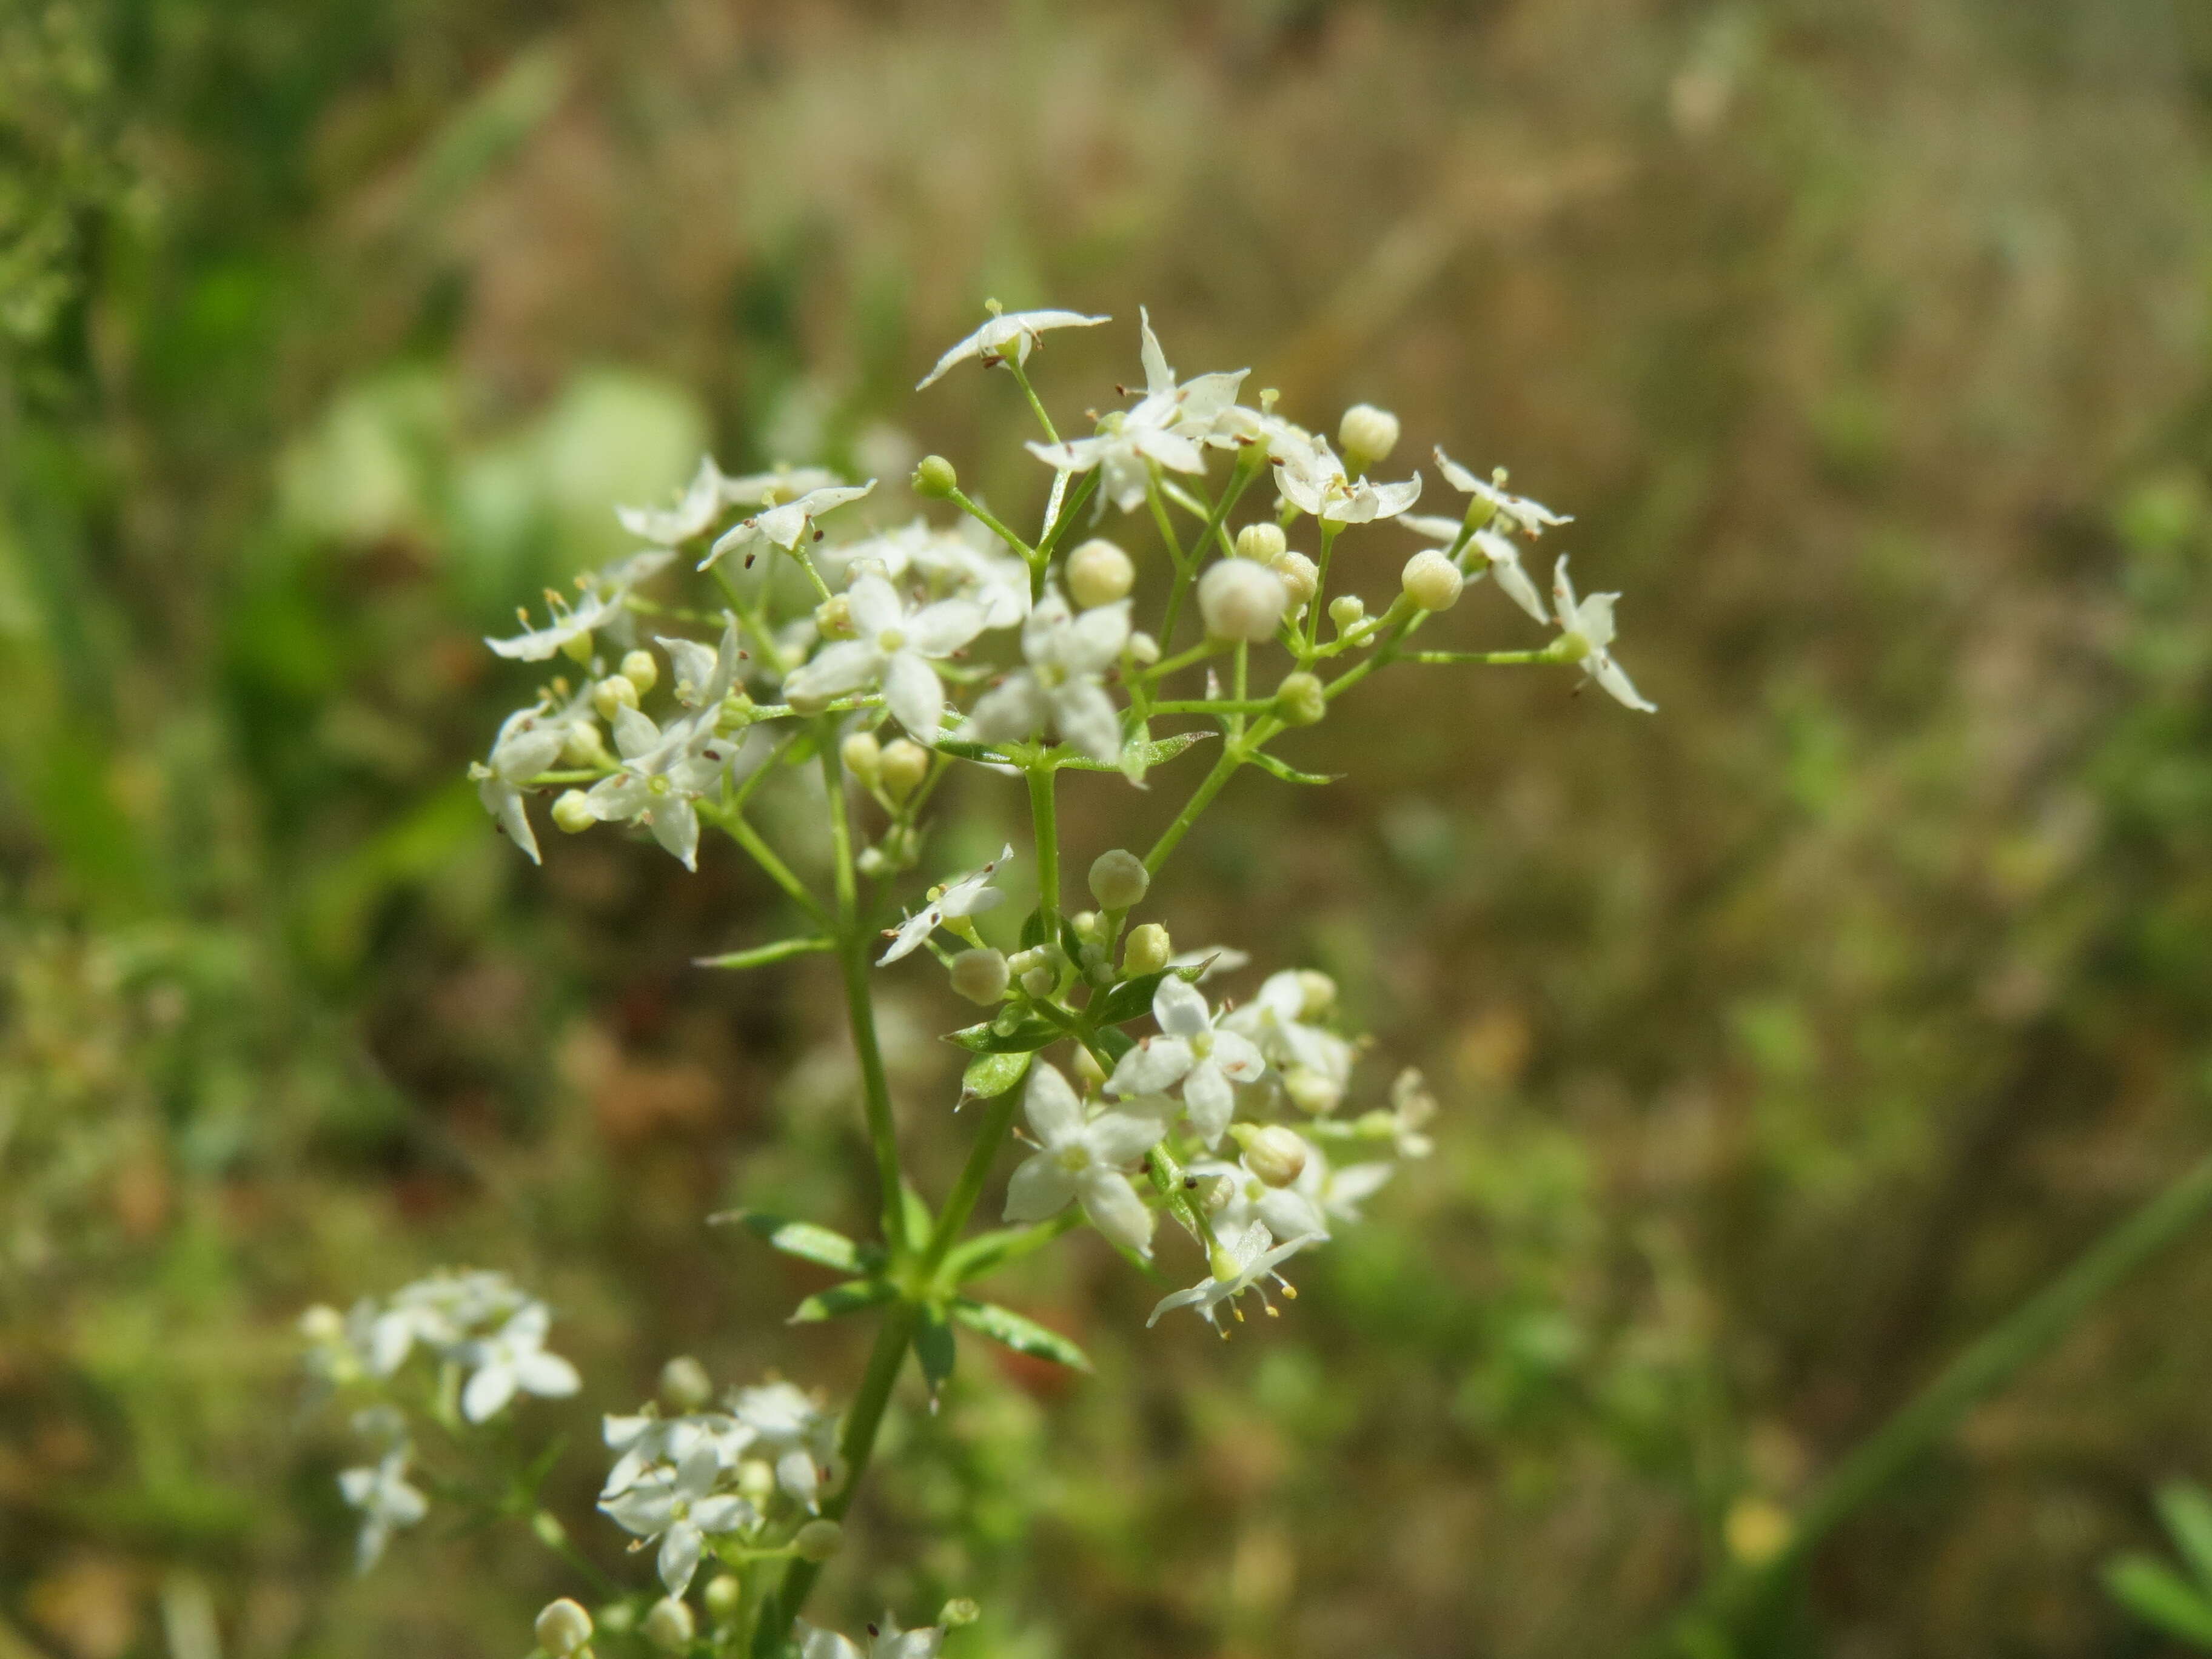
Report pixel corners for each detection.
[1151,977,1212,1040]
[1138,306,1173,398]
[968,673,1047,745]
[845,574,903,637]
[1084,1110,1165,1167]
[1107,1037,1192,1098]
[1258,1187,1330,1242]
[882,652,946,743]
[1181,1062,1235,1147]
[1592,651,1657,713]
[651,797,701,872]
[906,597,986,657]
[1022,1062,1085,1144]
[515,1350,581,1398]
[1003,1153,1079,1223]
[1062,600,1132,673]
[1050,679,1123,765]
[1210,1028,1266,1082]
[478,777,540,865]
[659,1521,703,1595]
[785,639,883,709]
[1080,1170,1155,1256]
[461,1363,517,1423]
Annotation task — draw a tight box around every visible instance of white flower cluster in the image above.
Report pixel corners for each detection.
[300,1269,580,1569]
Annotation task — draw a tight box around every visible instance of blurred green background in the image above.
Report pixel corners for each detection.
[11,1,2212,1654]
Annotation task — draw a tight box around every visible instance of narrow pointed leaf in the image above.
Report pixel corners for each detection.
[945,1017,1061,1054]
[1247,750,1339,787]
[1056,731,1212,774]
[2157,1483,2212,1592]
[944,1215,1081,1285]
[1019,906,1053,950]
[1090,970,1168,1029]
[694,936,834,971]
[708,1210,874,1274]
[949,1298,1093,1372]
[789,1279,899,1324]
[961,1049,1033,1100]
[2105,1555,2212,1645]
[916,1302,957,1399]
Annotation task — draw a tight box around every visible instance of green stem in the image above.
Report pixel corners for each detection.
[1147,699,1276,716]
[948,487,1035,561]
[1005,357,1060,446]
[1028,764,1060,933]
[918,1084,1027,1283]
[1304,520,1342,653]
[1404,648,1558,666]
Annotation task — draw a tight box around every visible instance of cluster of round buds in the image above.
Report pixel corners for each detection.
[1199,557,1291,642]
[1067,538,1135,608]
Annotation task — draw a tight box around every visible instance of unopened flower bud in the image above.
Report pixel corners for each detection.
[598,1601,637,1634]
[1122,923,1171,977]
[1283,1066,1346,1115]
[592,674,640,722]
[703,1575,743,1620]
[560,629,595,664]
[1296,969,1337,1018]
[1328,594,1366,634]
[536,1598,595,1657]
[913,455,959,499]
[1401,548,1464,612]
[645,1595,695,1651]
[1070,910,1106,943]
[949,948,1010,1005]
[531,1510,568,1550]
[1236,1124,1310,1188]
[814,595,854,640]
[660,1355,712,1410]
[1338,403,1401,466]
[1067,538,1135,608]
[1199,558,1291,642]
[552,789,595,834]
[1072,1045,1106,1089]
[1021,964,1055,997]
[940,1598,982,1629]
[793,1518,845,1562]
[1088,848,1150,911]
[841,730,882,784]
[879,739,930,803]
[298,1304,343,1344]
[736,1458,777,1504]
[559,720,606,768]
[1235,521,1288,564]
[1198,1173,1235,1213]
[1127,631,1161,666]
[1270,549,1318,607]
[1273,672,1326,728]
[620,649,660,694]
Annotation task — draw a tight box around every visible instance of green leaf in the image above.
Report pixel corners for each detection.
[2105,1555,2212,1646]
[1095,1025,1135,1062]
[708,1211,875,1275]
[694,936,834,971]
[779,728,820,766]
[1091,970,1167,1028]
[901,1184,934,1250]
[789,1279,899,1324]
[1019,906,1053,950]
[931,737,1019,766]
[2159,1483,2212,1591]
[950,1298,1094,1372]
[1247,749,1339,787]
[961,1049,1033,1100]
[945,1017,1062,1054]
[916,1302,957,1398]
[1057,730,1213,774]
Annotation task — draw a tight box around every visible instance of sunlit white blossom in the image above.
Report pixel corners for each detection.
[1195,1137,1390,1244]
[1106,977,1266,1147]
[968,589,1129,764]
[783,574,988,743]
[702,481,876,572]
[474,684,597,863]
[879,844,1013,965]
[1025,309,1248,512]
[1222,970,1355,1113]
[581,618,752,870]
[1002,1062,1164,1257]
[603,1406,755,1500]
[486,549,675,662]
[1272,426,1422,524]
[458,1301,583,1423]
[617,457,728,545]
[1147,1219,1311,1333]
[1433,447,1572,537]
[1552,555,1656,712]
[916,306,1110,390]
[728,1382,840,1511]
[600,1445,756,1596]
[800,1617,945,1659]
[338,1443,427,1572]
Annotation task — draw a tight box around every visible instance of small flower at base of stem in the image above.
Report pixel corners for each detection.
[950,948,1010,1005]
[1199,558,1290,642]
[1270,549,1318,607]
[841,730,883,785]
[793,1518,845,1562]
[1273,672,1326,728]
[1067,538,1135,608]
[1233,1123,1309,1187]
[1402,549,1464,612]
[1235,521,1288,564]
[913,454,959,499]
[1338,403,1401,469]
[814,595,855,640]
[620,649,660,694]
[703,1575,743,1621]
[552,791,595,834]
[1328,595,1366,635]
[1088,848,1150,910]
[879,739,930,802]
[659,1355,712,1410]
[535,1598,594,1658]
[1122,923,1171,977]
[592,674,640,722]
[644,1596,696,1652]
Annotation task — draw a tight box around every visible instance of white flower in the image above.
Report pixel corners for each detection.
[1433,448,1572,537]
[581,619,752,870]
[728,1382,840,1510]
[1146,1219,1311,1333]
[800,1617,944,1659]
[1386,1066,1439,1159]
[458,1301,582,1422]
[1272,427,1422,524]
[338,1443,428,1571]
[968,589,1129,765]
[916,306,1110,390]
[1221,970,1355,1113]
[879,844,1013,965]
[615,457,727,545]
[783,574,988,743]
[486,549,675,661]
[474,684,596,863]
[1105,977,1267,1147]
[702,480,876,572]
[1025,309,1247,512]
[600,1444,756,1596]
[719,464,840,508]
[1400,514,1548,624]
[1552,556,1656,712]
[603,1407,755,1499]
[1002,1062,1164,1257]
[1195,1138,1390,1244]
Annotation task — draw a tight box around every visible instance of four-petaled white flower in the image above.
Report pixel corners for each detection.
[603,1407,754,1500]
[617,457,728,545]
[1194,1137,1392,1244]
[474,685,595,863]
[1552,555,1656,713]
[1221,970,1355,1113]
[1433,447,1572,537]
[1147,1219,1311,1333]
[487,549,674,661]
[729,1382,841,1510]
[1026,309,1248,512]
[916,306,1111,390]
[1002,1062,1164,1257]
[338,1417,428,1573]
[582,618,749,870]
[1106,977,1266,1147]
[457,1301,583,1423]
[968,589,1129,765]
[783,573,988,743]
[702,480,876,572]
[879,845,1013,965]
[600,1445,756,1596]
[800,1616,945,1659]
[1271,426,1423,524]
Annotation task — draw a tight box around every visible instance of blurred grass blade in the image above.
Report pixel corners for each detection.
[2105,1555,2212,1647]
[2158,1483,2212,1591]
[694,936,834,970]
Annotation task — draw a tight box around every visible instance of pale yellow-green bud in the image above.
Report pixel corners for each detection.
[793,1518,845,1563]
[560,719,609,768]
[620,649,660,694]
[552,790,595,834]
[1127,630,1161,666]
[1020,964,1055,997]
[659,1355,712,1410]
[644,1596,695,1652]
[1067,538,1134,608]
[913,454,959,499]
[1270,549,1318,608]
[1198,1173,1235,1213]
[940,1598,982,1629]
[949,948,1010,1005]
[1283,1065,1345,1115]
[1338,403,1401,467]
[703,1575,743,1620]
[814,595,855,640]
[535,1597,594,1657]
[1235,521,1288,564]
[1273,672,1326,728]
[1295,969,1338,1019]
[592,674,640,722]
[298,1304,343,1344]
[1235,1123,1309,1188]
[1088,848,1150,911]
[841,730,883,785]
[1122,922,1171,977]
[736,1459,777,1504]
[1208,1241,1242,1281]
[1401,548,1464,612]
[1072,1044,1106,1090]
[598,1601,637,1633]
[1328,594,1366,634]
[1199,557,1290,642]
[531,1510,568,1550]
[879,739,930,803]
[560,629,595,665]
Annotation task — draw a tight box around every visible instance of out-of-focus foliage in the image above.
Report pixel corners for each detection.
[10,1,2212,1655]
